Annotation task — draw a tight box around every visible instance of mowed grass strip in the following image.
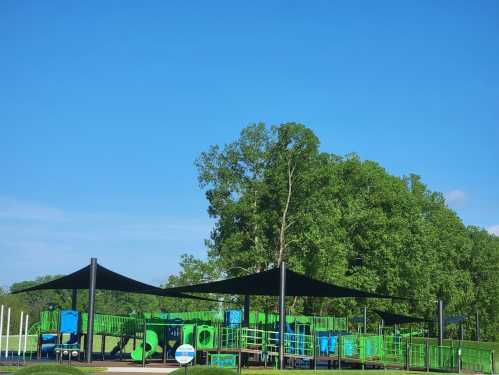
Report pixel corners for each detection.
[0,365,105,374]
[170,367,459,375]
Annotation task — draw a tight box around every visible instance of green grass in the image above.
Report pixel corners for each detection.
[0,366,105,374]
[243,371,452,375]
[170,368,458,375]
[171,366,236,375]
[13,364,85,375]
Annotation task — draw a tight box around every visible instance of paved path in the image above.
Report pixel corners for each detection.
[106,367,178,373]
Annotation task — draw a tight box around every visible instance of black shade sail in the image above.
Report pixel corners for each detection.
[159,267,404,299]
[445,315,465,325]
[12,263,212,301]
[373,309,430,325]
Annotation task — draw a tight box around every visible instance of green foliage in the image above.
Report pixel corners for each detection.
[171,366,236,375]
[195,122,499,340]
[14,364,85,375]
[161,254,221,311]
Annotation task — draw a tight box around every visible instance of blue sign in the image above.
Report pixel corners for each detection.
[175,344,195,365]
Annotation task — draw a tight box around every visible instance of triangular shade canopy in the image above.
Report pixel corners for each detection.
[159,267,404,299]
[373,309,430,325]
[12,263,211,301]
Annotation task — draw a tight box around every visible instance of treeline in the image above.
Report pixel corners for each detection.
[3,123,498,341]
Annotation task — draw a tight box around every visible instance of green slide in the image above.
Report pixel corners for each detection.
[131,330,159,361]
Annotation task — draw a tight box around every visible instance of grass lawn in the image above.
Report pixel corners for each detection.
[171,367,459,375]
[0,366,105,374]
[158,372,418,374]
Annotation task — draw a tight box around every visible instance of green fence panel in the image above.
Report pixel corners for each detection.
[382,335,406,366]
[410,343,425,368]
[461,347,493,374]
[428,345,457,371]
[361,335,383,362]
[221,327,240,349]
[341,335,361,361]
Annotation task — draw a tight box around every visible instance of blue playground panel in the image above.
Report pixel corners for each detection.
[224,310,242,327]
[41,334,58,356]
[60,310,79,334]
[329,336,337,353]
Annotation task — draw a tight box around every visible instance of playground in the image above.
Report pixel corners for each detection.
[0,259,496,374]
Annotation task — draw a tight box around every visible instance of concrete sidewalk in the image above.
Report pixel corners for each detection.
[106,367,178,373]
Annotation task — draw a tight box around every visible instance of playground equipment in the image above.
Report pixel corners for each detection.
[196,325,216,349]
[131,330,158,361]
[21,306,495,374]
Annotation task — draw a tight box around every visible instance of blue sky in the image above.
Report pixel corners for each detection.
[1,0,498,288]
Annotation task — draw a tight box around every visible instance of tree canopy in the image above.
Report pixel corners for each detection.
[195,122,499,340]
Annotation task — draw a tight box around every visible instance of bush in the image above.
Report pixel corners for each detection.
[15,364,86,375]
[170,365,236,375]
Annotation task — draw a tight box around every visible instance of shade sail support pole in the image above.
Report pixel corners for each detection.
[475,311,480,342]
[363,306,367,334]
[279,261,286,370]
[71,289,78,310]
[243,295,250,327]
[242,294,250,367]
[86,258,97,363]
[438,299,444,346]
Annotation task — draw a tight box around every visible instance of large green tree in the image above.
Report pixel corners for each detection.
[195,122,499,340]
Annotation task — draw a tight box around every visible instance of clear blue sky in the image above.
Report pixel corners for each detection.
[1,0,498,287]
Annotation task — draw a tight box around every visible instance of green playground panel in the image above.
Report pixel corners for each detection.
[40,310,59,332]
[182,324,195,345]
[81,313,143,336]
[131,329,159,361]
[248,312,346,332]
[196,324,216,349]
[208,353,238,368]
[145,310,224,323]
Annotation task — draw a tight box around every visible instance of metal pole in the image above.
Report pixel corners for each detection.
[71,289,78,311]
[278,261,286,370]
[424,338,429,372]
[363,307,367,334]
[243,294,250,367]
[17,311,24,357]
[0,305,4,358]
[338,335,342,370]
[86,257,97,363]
[23,314,29,359]
[101,335,105,361]
[142,320,147,367]
[475,311,480,342]
[5,307,11,359]
[244,295,250,327]
[438,299,444,346]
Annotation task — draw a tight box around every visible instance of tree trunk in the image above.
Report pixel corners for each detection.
[277,159,294,265]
